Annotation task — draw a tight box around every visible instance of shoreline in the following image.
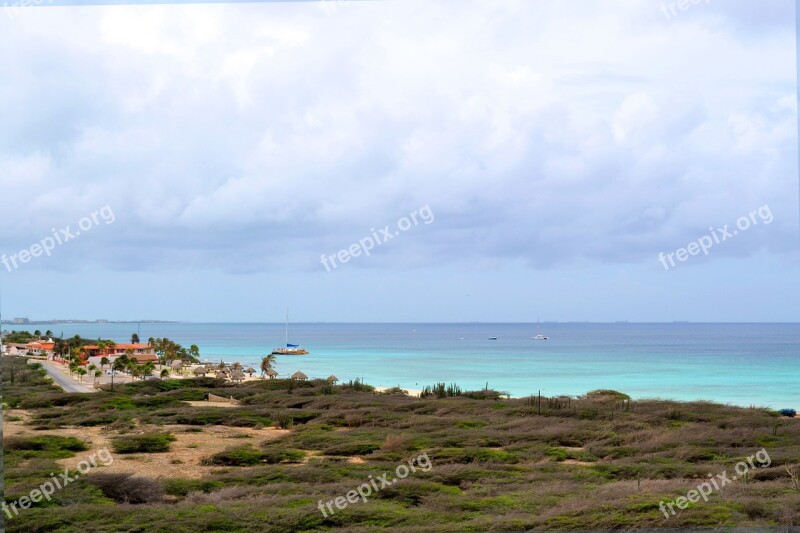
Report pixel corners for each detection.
[27,356,797,414]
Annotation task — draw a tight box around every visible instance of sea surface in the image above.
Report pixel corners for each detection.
[6,322,799,408]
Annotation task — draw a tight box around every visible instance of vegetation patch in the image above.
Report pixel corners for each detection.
[111,432,177,454]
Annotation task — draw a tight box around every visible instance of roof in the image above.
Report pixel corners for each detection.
[291,371,308,380]
[129,353,158,363]
[82,343,151,351]
[25,342,55,350]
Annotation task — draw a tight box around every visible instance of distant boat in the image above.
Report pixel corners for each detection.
[488,336,497,340]
[532,319,549,340]
[271,309,308,355]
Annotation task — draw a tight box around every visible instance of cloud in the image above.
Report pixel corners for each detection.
[0,0,795,275]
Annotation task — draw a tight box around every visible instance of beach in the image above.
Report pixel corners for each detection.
[9,322,800,409]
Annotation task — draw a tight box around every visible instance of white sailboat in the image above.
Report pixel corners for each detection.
[271,309,308,355]
[532,319,549,340]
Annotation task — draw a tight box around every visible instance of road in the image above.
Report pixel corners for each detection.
[34,360,95,393]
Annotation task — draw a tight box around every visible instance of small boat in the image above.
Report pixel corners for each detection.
[271,309,309,355]
[488,336,497,340]
[532,319,549,340]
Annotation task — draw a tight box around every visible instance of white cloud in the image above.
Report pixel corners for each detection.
[0,0,795,274]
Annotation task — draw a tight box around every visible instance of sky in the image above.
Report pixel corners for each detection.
[0,0,798,323]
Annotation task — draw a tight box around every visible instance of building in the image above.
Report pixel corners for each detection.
[86,352,158,368]
[81,343,155,358]
[22,341,55,356]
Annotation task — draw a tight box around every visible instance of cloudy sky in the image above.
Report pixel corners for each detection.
[0,0,797,322]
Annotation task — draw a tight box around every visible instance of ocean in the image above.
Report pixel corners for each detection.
[6,322,799,409]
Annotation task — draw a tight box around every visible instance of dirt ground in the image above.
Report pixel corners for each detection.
[4,411,290,479]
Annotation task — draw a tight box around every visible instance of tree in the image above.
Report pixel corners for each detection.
[131,333,140,344]
[111,355,128,390]
[93,370,102,386]
[45,330,53,338]
[77,368,87,382]
[189,345,200,359]
[160,369,169,379]
[34,329,41,338]
[260,355,276,377]
[100,356,110,371]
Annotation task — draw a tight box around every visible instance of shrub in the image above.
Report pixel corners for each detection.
[5,435,88,458]
[112,432,177,454]
[87,473,164,503]
[203,445,305,466]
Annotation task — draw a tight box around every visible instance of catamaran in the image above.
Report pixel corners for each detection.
[271,309,308,355]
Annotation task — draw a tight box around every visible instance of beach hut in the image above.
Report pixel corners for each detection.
[326,375,339,384]
[266,369,278,379]
[245,367,256,377]
[217,368,230,378]
[230,369,245,383]
[170,360,183,371]
[291,371,308,381]
[193,367,207,377]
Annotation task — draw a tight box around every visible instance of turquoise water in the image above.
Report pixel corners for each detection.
[7,322,799,409]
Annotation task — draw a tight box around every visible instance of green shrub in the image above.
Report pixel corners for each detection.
[112,433,176,454]
[5,435,88,458]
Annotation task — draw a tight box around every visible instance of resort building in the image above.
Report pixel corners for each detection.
[81,343,155,357]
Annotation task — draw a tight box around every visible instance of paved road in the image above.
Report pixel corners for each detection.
[33,360,95,393]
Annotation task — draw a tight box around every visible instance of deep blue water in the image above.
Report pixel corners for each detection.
[7,322,799,408]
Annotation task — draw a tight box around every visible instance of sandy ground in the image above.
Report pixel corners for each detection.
[4,410,289,479]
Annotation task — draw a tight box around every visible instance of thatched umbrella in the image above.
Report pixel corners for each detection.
[291,371,308,381]
[326,375,339,383]
[217,368,230,377]
[170,360,183,370]
[193,366,207,377]
[230,369,245,382]
[245,367,256,377]
[266,369,278,379]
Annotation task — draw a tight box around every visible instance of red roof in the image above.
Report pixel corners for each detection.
[82,343,151,351]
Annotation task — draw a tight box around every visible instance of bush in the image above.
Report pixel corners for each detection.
[112,432,176,454]
[4,435,88,458]
[87,473,164,503]
[203,445,305,466]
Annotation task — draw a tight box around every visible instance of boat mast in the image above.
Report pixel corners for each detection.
[285,308,289,348]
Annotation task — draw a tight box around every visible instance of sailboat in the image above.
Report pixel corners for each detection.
[532,319,549,340]
[271,309,309,355]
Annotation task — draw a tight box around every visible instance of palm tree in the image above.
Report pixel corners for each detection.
[160,368,169,379]
[260,355,276,378]
[111,356,127,390]
[77,368,87,382]
[45,330,53,338]
[93,370,101,386]
[100,356,110,371]
[131,333,140,344]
